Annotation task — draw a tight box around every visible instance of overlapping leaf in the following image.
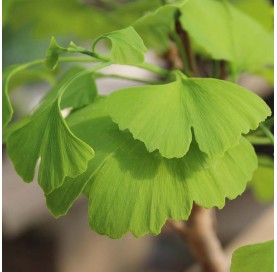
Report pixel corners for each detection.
[180,0,273,74]
[250,156,274,203]
[6,67,96,194]
[107,71,270,159]
[231,240,274,272]
[46,98,257,238]
[92,26,147,64]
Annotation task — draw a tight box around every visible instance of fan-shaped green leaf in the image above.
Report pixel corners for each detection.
[7,101,94,194]
[107,71,270,158]
[92,26,147,64]
[47,98,257,238]
[6,68,96,194]
[231,240,274,272]
[180,0,273,74]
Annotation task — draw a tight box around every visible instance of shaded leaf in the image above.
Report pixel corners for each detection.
[133,5,177,52]
[42,66,98,110]
[107,71,270,158]
[250,156,274,203]
[92,26,147,64]
[47,98,257,238]
[231,240,274,272]
[180,0,273,74]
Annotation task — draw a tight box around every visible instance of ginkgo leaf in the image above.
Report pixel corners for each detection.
[250,156,274,203]
[132,1,188,52]
[3,62,55,129]
[92,26,148,64]
[107,71,270,159]
[180,0,273,74]
[41,66,98,110]
[45,37,64,70]
[231,240,274,272]
[7,101,94,194]
[6,68,96,194]
[133,5,177,52]
[46,98,257,238]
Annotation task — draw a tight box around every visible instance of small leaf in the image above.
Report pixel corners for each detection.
[250,156,274,203]
[107,71,270,158]
[231,240,274,272]
[92,26,148,64]
[180,0,273,74]
[45,37,67,70]
[48,98,257,238]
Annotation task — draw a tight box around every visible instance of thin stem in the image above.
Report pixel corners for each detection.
[94,73,162,85]
[133,62,171,78]
[259,123,274,145]
[263,116,274,128]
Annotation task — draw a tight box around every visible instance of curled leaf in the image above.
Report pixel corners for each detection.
[6,68,96,194]
[92,26,147,64]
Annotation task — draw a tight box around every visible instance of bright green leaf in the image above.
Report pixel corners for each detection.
[231,240,274,272]
[231,0,273,30]
[6,101,94,194]
[47,98,257,238]
[107,71,270,158]
[250,156,274,203]
[180,0,273,74]
[92,26,148,64]
[6,68,97,194]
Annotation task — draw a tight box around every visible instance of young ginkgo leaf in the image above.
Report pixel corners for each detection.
[107,71,271,159]
[6,68,97,194]
[231,240,274,272]
[180,0,273,74]
[46,98,257,238]
[45,37,65,70]
[92,26,148,64]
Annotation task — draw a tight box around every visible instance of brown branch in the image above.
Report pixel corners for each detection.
[219,60,228,80]
[172,205,228,272]
[175,20,199,77]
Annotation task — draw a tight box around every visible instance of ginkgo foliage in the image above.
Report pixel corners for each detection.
[3,0,273,243]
